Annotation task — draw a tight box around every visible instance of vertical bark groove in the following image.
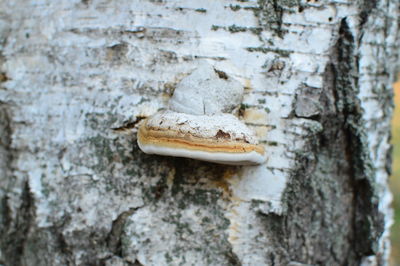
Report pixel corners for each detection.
[1,180,36,266]
[333,18,384,258]
[256,15,387,265]
[0,51,15,264]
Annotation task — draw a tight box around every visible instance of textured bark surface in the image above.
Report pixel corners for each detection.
[0,0,399,265]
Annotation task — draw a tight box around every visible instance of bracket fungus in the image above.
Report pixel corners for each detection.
[169,64,244,115]
[137,64,266,165]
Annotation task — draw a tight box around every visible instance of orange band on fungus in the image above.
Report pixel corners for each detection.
[138,125,265,155]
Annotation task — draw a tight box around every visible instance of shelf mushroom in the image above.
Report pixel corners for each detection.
[137,110,266,165]
[137,63,266,165]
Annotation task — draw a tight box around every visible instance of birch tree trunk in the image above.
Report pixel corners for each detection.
[0,0,399,265]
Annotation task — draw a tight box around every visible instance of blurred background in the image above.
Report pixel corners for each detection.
[391,77,400,265]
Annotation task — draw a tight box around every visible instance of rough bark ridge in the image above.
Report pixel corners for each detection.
[0,0,399,265]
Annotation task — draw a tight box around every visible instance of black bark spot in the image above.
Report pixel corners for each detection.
[214,69,228,80]
[0,72,8,82]
[359,0,378,27]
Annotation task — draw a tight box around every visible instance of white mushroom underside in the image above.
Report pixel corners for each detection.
[138,140,266,165]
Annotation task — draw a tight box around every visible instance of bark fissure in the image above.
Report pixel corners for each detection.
[107,207,140,258]
[0,50,14,264]
[256,16,387,265]
[0,99,19,265]
[1,180,36,266]
[332,18,383,258]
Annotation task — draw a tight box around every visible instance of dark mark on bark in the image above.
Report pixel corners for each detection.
[106,43,129,63]
[359,0,378,28]
[195,8,207,13]
[246,47,291,57]
[252,0,299,38]
[0,103,28,266]
[112,116,147,132]
[257,17,384,265]
[1,180,36,266]
[0,52,8,84]
[81,0,91,6]
[0,72,8,82]
[334,18,383,258]
[107,207,140,257]
[225,248,242,266]
[214,69,228,80]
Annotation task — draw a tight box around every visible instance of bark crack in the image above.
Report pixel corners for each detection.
[1,180,36,266]
[256,16,386,266]
[0,99,18,265]
[106,207,142,259]
[332,18,384,259]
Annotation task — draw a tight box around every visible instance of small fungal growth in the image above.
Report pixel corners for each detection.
[137,63,266,165]
[169,64,244,115]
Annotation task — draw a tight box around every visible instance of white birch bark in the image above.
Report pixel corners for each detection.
[0,0,399,265]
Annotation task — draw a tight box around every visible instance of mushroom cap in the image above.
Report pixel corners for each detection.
[137,110,266,165]
[169,64,244,115]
